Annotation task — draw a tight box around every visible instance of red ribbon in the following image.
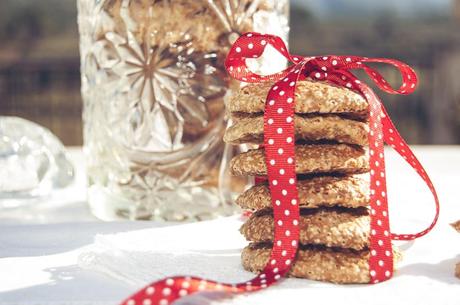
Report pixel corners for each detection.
[119,33,439,305]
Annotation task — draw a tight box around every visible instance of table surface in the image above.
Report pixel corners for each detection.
[0,146,459,305]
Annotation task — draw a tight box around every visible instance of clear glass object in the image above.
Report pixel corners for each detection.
[0,116,74,208]
[77,0,289,221]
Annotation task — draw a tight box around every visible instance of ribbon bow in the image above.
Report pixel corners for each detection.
[120,33,439,305]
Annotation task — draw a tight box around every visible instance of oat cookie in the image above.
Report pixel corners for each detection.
[452,220,460,279]
[224,114,369,146]
[236,174,369,210]
[456,263,460,279]
[229,144,369,176]
[241,208,370,250]
[228,80,368,115]
[452,220,460,232]
[242,243,401,284]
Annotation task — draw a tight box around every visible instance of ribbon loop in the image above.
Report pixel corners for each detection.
[225,32,294,83]
[362,58,418,95]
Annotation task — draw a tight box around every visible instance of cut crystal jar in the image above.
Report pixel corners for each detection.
[77,0,289,221]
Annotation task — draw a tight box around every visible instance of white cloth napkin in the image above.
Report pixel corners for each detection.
[78,212,460,305]
[78,217,250,286]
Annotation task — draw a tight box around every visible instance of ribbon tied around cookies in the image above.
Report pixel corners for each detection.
[119,33,440,305]
[225,31,440,283]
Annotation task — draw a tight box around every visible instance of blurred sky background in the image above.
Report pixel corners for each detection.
[0,0,459,145]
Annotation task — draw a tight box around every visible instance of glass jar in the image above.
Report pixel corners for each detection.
[77,0,289,221]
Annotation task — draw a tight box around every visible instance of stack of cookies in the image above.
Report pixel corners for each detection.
[224,80,400,284]
[452,220,460,279]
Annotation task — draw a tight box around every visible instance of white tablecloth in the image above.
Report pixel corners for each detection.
[1,147,459,305]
